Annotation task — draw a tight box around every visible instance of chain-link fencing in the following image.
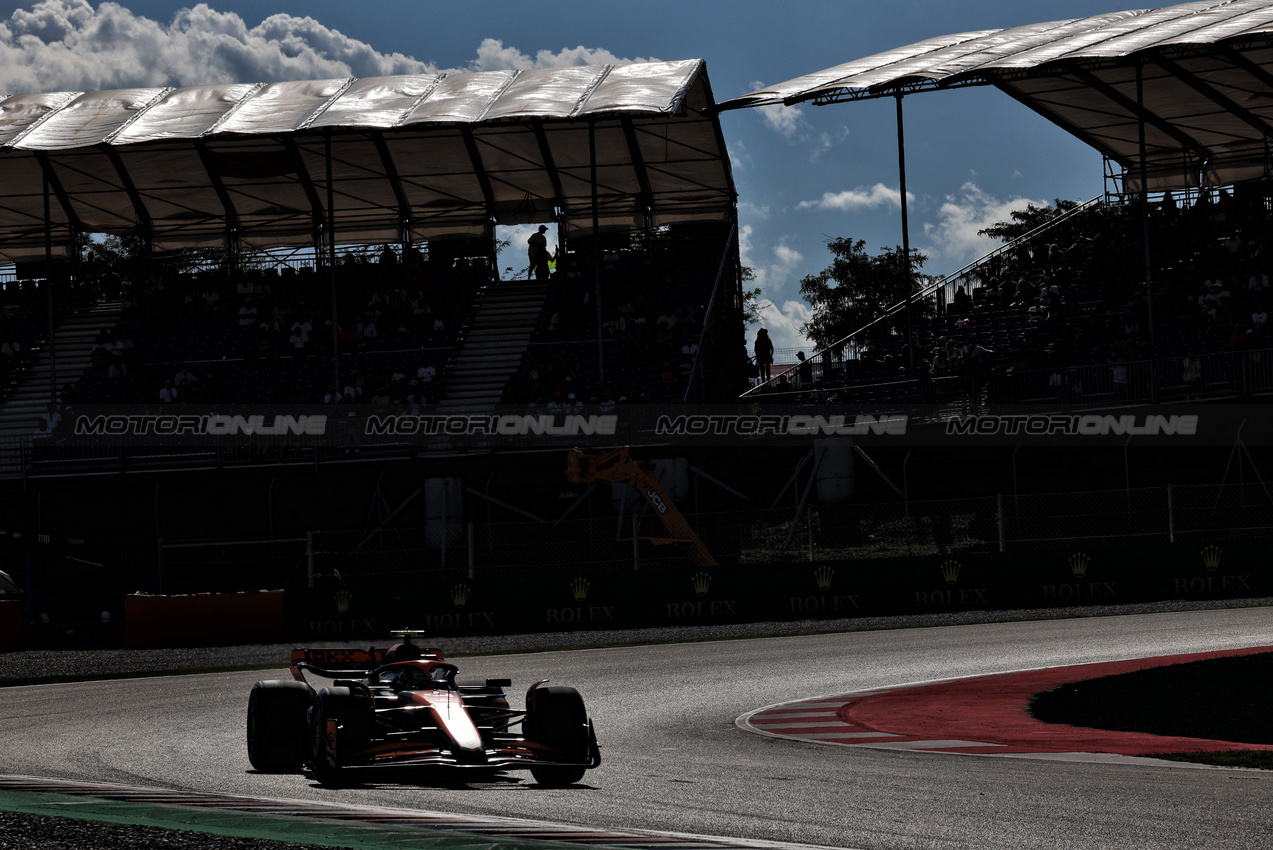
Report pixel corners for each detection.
[1171,481,1273,541]
[155,481,1273,590]
[157,535,311,594]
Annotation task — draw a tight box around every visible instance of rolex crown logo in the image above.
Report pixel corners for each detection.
[333,589,352,615]
[814,565,835,591]
[692,571,712,596]
[571,577,590,602]
[940,560,960,585]
[1201,545,1222,572]
[450,584,470,609]
[1069,553,1090,578]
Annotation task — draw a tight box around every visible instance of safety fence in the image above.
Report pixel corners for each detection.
[153,480,1273,593]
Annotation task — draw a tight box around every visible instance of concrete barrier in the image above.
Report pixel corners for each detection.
[0,600,22,651]
[124,591,285,649]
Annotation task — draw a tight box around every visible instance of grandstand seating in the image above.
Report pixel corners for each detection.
[756,182,1273,413]
[0,222,729,441]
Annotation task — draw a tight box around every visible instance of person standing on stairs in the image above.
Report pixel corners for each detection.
[528,225,551,282]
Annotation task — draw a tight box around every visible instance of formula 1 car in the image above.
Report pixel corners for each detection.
[246,630,600,786]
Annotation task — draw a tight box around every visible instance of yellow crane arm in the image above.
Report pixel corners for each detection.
[565,447,717,567]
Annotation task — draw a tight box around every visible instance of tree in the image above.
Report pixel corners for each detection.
[82,232,224,282]
[740,265,766,326]
[799,238,932,355]
[977,198,1081,243]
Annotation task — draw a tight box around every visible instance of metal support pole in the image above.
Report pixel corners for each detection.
[306,531,314,588]
[769,449,815,510]
[1012,443,1021,527]
[807,503,814,562]
[783,445,824,550]
[632,514,640,571]
[43,172,56,404]
[590,121,605,387]
[1125,436,1133,528]
[895,94,914,368]
[154,483,161,588]
[1136,64,1156,353]
[997,494,1005,553]
[903,451,911,519]
[1167,483,1175,543]
[467,522,475,579]
[441,479,449,569]
[326,132,340,393]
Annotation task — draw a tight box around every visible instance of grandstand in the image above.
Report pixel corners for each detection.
[7,1,1273,647]
[0,60,743,446]
[725,0,1273,416]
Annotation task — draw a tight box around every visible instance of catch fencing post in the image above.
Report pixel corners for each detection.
[807,504,814,562]
[306,531,314,588]
[1167,484,1175,543]
[441,481,448,569]
[997,494,1005,553]
[467,522,475,578]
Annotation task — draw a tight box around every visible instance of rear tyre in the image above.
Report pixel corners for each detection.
[246,680,312,772]
[525,686,590,786]
[309,686,370,787]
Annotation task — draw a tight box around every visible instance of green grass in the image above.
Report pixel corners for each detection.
[1030,651,1273,768]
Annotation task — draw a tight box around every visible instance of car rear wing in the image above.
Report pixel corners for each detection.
[288,646,445,682]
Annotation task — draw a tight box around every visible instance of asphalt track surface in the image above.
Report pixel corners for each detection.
[3,607,1273,850]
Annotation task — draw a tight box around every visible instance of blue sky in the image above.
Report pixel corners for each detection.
[0,0,1132,350]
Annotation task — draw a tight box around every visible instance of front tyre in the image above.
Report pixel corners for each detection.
[525,686,592,786]
[309,686,368,787]
[246,680,312,772]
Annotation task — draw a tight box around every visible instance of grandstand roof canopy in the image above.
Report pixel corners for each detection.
[719,0,1273,193]
[0,59,735,262]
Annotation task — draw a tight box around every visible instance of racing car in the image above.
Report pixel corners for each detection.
[245,630,600,786]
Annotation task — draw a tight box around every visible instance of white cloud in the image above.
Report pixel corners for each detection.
[0,1,644,94]
[756,101,804,137]
[744,84,804,137]
[922,181,1048,263]
[810,125,850,161]
[468,38,655,71]
[0,0,435,92]
[739,225,812,352]
[739,224,802,292]
[797,183,912,211]
[753,300,813,354]
[773,243,802,268]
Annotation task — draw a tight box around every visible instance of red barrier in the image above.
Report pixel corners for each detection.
[123,591,285,649]
[0,600,21,651]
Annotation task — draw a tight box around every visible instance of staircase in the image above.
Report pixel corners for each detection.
[438,281,547,409]
[0,300,122,438]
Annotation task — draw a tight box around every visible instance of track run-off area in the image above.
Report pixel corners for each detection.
[2,607,1272,850]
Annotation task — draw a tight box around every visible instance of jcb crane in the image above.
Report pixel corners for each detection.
[565,447,717,567]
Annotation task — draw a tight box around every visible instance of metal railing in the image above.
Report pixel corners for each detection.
[749,345,1273,414]
[745,196,1104,396]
